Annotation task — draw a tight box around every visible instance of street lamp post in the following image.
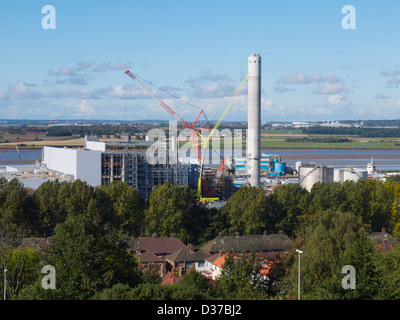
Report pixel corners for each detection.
[3,269,7,301]
[296,249,303,300]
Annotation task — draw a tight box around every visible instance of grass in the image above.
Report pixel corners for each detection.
[0,134,84,149]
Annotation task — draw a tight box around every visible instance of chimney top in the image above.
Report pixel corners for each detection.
[235,232,240,238]
[263,231,268,237]
[170,233,175,238]
[188,244,194,253]
[152,233,157,239]
[279,230,284,236]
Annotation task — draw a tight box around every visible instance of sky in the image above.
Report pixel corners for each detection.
[0,0,399,122]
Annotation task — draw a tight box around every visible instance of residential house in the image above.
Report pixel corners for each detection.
[369,228,398,251]
[165,244,211,272]
[130,244,165,273]
[202,251,279,281]
[126,233,187,258]
[21,237,52,249]
[202,252,231,280]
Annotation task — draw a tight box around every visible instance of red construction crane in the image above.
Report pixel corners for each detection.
[125,70,204,160]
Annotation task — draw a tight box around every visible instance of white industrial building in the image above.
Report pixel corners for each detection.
[41,137,192,199]
[42,146,102,186]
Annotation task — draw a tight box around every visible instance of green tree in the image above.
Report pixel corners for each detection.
[266,184,310,236]
[4,247,41,297]
[0,178,30,229]
[216,251,266,299]
[223,186,267,235]
[33,180,63,236]
[98,181,144,237]
[310,182,348,213]
[145,182,198,241]
[374,244,400,299]
[284,209,372,299]
[42,208,141,299]
[343,179,393,232]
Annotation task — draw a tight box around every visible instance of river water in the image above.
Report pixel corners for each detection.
[1,148,399,171]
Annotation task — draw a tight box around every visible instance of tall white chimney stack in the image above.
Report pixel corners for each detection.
[247,54,261,187]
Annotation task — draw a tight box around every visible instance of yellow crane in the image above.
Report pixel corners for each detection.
[197,73,250,203]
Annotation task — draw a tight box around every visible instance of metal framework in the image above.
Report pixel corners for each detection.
[100,141,188,199]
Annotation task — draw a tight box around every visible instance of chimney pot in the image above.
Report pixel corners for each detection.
[218,232,222,238]
[188,244,194,253]
[279,230,284,236]
[235,232,240,238]
[263,231,268,237]
[152,233,157,239]
[170,233,175,238]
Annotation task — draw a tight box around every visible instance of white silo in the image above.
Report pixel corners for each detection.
[295,161,303,173]
[299,164,334,191]
[334,167,368,183]
[247,54,261,187]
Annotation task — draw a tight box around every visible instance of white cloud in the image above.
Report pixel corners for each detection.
[92,61,132,72]
[327,94,350,106]
[313,81,348,95]
[75,61,93,71]
[386,77,400,88]
[75,100,95,116]
[10,82,42,99]
[49,66,76,76]
[276,72,324,85]
[273,85,294,94]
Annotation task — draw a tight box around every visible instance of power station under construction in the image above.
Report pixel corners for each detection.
[6,54,380,202]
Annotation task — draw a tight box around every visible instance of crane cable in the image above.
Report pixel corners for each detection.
[131,72,212,127]
[197,72,250,199]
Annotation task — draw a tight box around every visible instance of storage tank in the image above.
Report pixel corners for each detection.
[299,164,334,191]
[334,168,368,183]
[295,161,303,173]
[274,162,286,174]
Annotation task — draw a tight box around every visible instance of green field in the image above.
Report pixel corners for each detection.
[2,128,400,150]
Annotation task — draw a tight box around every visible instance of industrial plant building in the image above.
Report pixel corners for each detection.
[42,136,194,199]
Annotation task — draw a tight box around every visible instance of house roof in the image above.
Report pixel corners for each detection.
[161,272,184,286]
[205,252,224,264]
[201,233,293,253]
[165,247,211,263]
[368,231,398,247]
[22,237,52,249]
[132,249,163,264]
[127,236,187,255]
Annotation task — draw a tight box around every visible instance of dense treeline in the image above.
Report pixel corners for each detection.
[302,126,400,137]
[1,177,400,300]
[285,137,352,143]
[0,124,159,138]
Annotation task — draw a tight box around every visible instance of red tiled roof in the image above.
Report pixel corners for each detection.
[160,272,184,286]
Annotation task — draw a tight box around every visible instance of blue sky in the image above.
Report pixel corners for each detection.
[0,0,399,122]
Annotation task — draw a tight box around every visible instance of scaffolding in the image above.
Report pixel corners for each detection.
[100,141,189,199]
